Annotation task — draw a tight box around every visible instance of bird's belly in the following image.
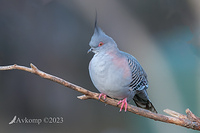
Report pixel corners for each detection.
[103,67,131,99]
[89,56,132,99]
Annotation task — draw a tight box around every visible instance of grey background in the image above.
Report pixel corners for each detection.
[0,0,200,133]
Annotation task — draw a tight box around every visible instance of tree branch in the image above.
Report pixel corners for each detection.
[0,63,200,131]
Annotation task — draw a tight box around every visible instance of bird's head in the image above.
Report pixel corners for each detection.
[88,17,118,54]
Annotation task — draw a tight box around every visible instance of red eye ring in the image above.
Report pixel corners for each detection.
[98,42,104,47]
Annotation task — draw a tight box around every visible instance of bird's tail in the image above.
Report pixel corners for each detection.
[133,90,157,113]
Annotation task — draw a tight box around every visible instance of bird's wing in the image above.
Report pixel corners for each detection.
[121,51,148,91]
[120,51,157,113]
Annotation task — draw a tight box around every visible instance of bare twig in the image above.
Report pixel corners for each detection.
[0,64,200,131]
[163,109,188,119]
[186,108,200,123]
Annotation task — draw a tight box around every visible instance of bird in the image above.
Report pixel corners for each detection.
[88,17,157,113]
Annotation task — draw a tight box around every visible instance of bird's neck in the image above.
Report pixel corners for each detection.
[102,45,120,54]
[96,47,120,59]
[106,48,119,55]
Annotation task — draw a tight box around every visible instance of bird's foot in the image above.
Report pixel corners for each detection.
[98,93,107,100]
[117,98,128,112]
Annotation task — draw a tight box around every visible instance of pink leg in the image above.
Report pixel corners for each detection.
[117,98,128,112]
[98,93,107,100]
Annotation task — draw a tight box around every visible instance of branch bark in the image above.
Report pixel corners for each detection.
[0,64,200,131]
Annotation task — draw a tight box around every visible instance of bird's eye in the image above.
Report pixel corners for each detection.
[98,42,104,47]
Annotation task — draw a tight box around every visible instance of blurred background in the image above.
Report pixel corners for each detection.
[0,0,200,133]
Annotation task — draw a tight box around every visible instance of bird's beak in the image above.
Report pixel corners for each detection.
[87,48,93,53]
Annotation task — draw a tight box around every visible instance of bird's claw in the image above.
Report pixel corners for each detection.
[117,98,128,112]
[98,93,107,100]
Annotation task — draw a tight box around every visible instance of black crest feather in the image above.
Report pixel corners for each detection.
[94,11,99,34]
